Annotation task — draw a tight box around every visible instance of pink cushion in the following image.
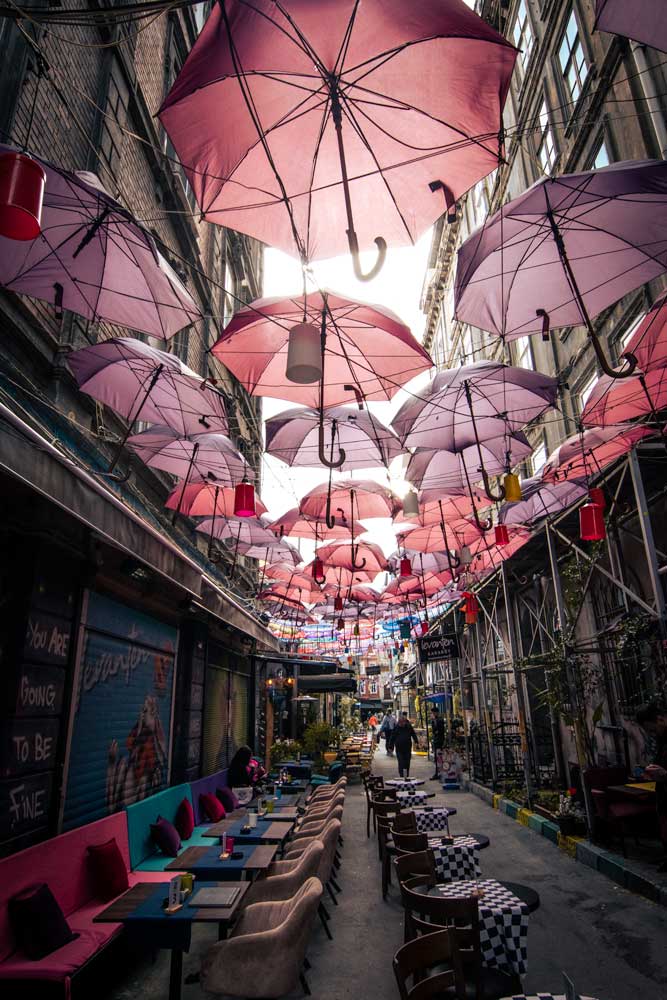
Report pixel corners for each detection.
[174,798,195,840]
[0,813,130,964]
[200,792,225,822]
[0,925,119,982]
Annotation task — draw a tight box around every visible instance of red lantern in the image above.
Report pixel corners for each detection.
[462,591,479,625]
[400,557,412,577]
[312,557,324,580]
[233,481,255,517]
[588,487,606,509]
[336,616,344,630]
[580,502,606,541]
[0,152,46,240]
[421,620,429,635]
[334,595,344,612]
[494,524,510,546]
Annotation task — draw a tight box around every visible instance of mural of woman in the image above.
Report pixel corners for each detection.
[106,694,168,812]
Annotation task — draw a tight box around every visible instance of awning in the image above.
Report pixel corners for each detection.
[298,674,357,693]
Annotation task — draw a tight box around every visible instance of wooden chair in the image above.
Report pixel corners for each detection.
[373,804,401,899]
[362,774,384,836]
[392,811,418,834]
[395,849,437,887]
[393,830,429,855]
[393,928,466,1000]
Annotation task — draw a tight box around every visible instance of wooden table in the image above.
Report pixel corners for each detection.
[203,818,294,844]
[166,843,277,881]
[94,880,248,1000]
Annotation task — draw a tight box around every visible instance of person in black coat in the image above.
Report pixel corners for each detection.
[393,714,419,778]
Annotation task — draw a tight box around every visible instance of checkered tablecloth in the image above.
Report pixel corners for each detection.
[428,835,480,882]
[396,790,429,807]
[434,878,529,976]
[413,807,450,833]
[386,778,425,789]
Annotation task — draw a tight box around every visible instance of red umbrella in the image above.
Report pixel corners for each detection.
[541,426,653,484]
[316,540,388,575]
[268,507,354,542]
[165,482,267,517]
[159,0,516,277]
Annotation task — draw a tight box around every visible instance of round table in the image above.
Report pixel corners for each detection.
[468,832,490,850]
[498,881,540,913]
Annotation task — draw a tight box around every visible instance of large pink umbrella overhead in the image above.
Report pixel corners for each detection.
[268,507,355,542]
[299,478,401,528]
[127,428,248,484]
[406,433,532,496]
[595,0,667,53]
[454,160,667,378]
[159,0,517,278]
[165,482,268,517]
[266,405,403,470]
[316,540,388,575]
[541,426,653,484]
[499,479,587,527]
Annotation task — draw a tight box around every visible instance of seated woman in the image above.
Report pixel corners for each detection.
[227,745,267,795]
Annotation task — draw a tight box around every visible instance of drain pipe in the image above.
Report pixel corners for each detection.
[631,41,667,159]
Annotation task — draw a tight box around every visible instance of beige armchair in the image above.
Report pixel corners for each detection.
[291,805,343,841]
[303,791,345,818]
[283,818,342,935]
[200,878,323,998]
[244,840,324,905]
[307,778,347,802]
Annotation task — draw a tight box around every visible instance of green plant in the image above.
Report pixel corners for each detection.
[302,722,337,763]
[269,739,303,765]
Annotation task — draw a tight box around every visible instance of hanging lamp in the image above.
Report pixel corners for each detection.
[503,472,522,502]
[494,524,510,546]
[0,152,47,241]
[233,481,256,517]
[580,502,606,541]
[285,322,322,384]
[334,595,344,612]
[588,486,606,509]
[312,556,324,580]
[400,557,412,577]
[421,620,429,635]
[402,489,420,517]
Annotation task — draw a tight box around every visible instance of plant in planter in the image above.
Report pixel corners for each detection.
[302,722,338,767]
[269,739,303,766]
[555,788,586,836]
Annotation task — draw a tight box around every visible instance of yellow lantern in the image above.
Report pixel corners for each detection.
[504,472,522,502]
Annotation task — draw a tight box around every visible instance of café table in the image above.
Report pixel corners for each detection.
[427,835,481,881]
[386,778,426,789]
[413,806,453,833]
[414,878,530,977]
[201,818,293,846]
[396,790,435,808]
[94,880,248,1000]
[498,881,540,914]
[165,843,277,882]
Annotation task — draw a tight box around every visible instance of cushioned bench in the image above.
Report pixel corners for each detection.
[0,811,171,998]
[126,783,214,872]
[189,768,232,826]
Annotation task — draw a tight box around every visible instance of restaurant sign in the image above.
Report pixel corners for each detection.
[418,632,460,662]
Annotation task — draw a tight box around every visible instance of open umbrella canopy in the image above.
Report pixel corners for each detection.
[388,550,453,576]
[127,427,247,484]
[239,540,301,565]
[268,507,355,542]
[300,478,401,522]
[159,0,516,271]
[198,515,279,548]
[211,290,432,407]
[68,338,228,436]
[406,433,531,495]
[264,564,316,589]
[500,478,587,526]
[266,405,403,470]
[259,583,326,605]
[398,518,482,553]
[165,482,267,517]
[454,160,667,376]
[301,560,373,587]
[394,493,487,527]
[392,361,558,449]
[595,0,667,53]
[316,540,388,574]
[541,425,653,483]
[0,146,201,339]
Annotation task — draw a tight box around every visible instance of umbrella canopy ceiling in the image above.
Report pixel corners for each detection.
[595,0,667,53]
[266,405,403,469]
[398,518,482,553]
[68,338,228,436]
[499,478,587,526]
[316,540,388,574]
[392,361,559,449]
[268,507,358,542]
[198,515,277,545]
[406,432,532,494]
[0,146,201,339]
[239,540,301,564]
[165,482,267,517]
[159,0,517,267]
[127,428,247,484]
[541,425,654,483]
[300,478,401,522]
[211,290,432,406]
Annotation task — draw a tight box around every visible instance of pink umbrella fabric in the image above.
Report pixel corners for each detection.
[212,290,432,407]
[499,478,587,526]
[264,564,315,589]
[165,482,267,517]
[159,0,516,265]
[197,515,277,545]
[268,508,355,542]
[393,494,487,527]
[454,161,667,371]
[301,561,373,586]
[127,427,247,484]
[392,361,558,449]
[0,146,200,338]
[388,551,453,576]
[239,540,301,565]
[316,540,388,575]
[68,338,228,436]
[595,0,667,53]
[300,479,401,522]
[398,519,482,554]
[406,433,532,495]
[541,426,653,483]
[266,405,403,470]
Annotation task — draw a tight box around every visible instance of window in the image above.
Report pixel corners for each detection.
[593,138,610,170]
[531,441,547,475]
[164,53,197,210]
[223,260,236,328]
[619,312,645,351]
[537,100,557,174]
[515,335,534,370]
[558,10,589,105]
[578,372,598,411]
[512,0,534,74]
[99,67,129,177]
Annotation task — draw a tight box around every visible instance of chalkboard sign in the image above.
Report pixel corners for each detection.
[418,633,460,662]
[1,719,60,777]
[0,772,53,841]
[366,665,382,676]
[15,664,66,717]
[23,611,72,666]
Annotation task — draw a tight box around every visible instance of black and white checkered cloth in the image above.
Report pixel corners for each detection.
[413,807,450,833]
[434,878,529,977]
[386,778,425,789]
[396,790,429,807]
[428,835,480,882]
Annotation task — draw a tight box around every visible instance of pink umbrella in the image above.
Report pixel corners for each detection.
[165,482,267,517]
[68,338,228,473]
[159,0,516,278]
[268,508,355,543]
[127,427,247,486]
[300,479,400,554]
[500,479,587,526]
[541,426,653,484]
[197,515,276,545]
[398,519,482,554]
[264,564,315,589]
[316,540,388,575]
[406,432,531,501]
[595,0,667,53]
[301,561,372,587]
[0,145,201,338]
[266,405,402,470]
[239,540,301,565]
[388,551,452,576]
[393,494,486,528]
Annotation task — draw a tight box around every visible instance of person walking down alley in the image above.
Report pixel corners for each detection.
[379,709,396,755]
[393,714,419,778]
[430,706,445,780]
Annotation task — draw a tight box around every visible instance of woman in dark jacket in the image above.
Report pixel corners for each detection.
[392,715,419,778]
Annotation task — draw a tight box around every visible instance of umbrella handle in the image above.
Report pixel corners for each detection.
[589,330,638,380]
[319,413,346,469]
[471,504,493,533]
[481,468,505,503]
[347,229,387,283]
[344,384,364,410]
[351,544,367,572]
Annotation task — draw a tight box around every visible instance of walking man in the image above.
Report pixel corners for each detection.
[430,706,445,780]
[379,709,396,755]
[393,713,419,778]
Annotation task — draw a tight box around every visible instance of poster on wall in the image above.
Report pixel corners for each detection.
[62,592,177,831]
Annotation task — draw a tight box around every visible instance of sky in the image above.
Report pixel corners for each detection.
[259,232,434,570]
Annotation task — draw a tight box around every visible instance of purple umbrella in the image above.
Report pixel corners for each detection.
[455,160,667,379]
[499,478,587,526]
[266,405,403,470]
[595,0,667,53]
[406,432,531,501]
[0,145,201,338]
[69,338,228,472]
[238,539,301,566]
[127,427,247,488]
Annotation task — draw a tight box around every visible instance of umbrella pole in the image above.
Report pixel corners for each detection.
[463,380,505,502]
[228,519,243,580]
[462,459,493,533]
[104,363,165,478]
[544,202,638,380]
[172,443,200,526]
[418,554,429,623]
[206,485,220,559]
[257,545,269,596]
[330,86,387,282]
[318,308,346,469]
[350,489,367,571]
[437,500,462,579]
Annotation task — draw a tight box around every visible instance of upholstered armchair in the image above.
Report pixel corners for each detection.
[243,840,324,905]
[291,806,343,841]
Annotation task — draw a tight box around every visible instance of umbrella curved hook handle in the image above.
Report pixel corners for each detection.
[348,229,387,283]
[589,329,639,380]
[471,504,493,534]
[351,546,367,572]
[343,384,365,410]
[318,415,346,469]
[481,468,505,503]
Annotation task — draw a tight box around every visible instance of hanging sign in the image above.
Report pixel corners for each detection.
[399,621,412,639]
[418,632,460,662]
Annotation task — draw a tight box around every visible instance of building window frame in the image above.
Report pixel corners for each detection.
[536,97,558,175]
[556,6,591,112]
[512,0,535,77]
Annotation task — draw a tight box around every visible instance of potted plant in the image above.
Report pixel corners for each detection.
[302,722,337,768]
[269,739,303,767]
[556,788,585,836]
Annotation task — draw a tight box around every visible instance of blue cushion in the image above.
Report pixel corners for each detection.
[126,784,193,869]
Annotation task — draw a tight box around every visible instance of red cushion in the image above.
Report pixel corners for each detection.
[217,786,240,812]
[174,798,195,840]
[200,792,225,822]
[87,839,129,903]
